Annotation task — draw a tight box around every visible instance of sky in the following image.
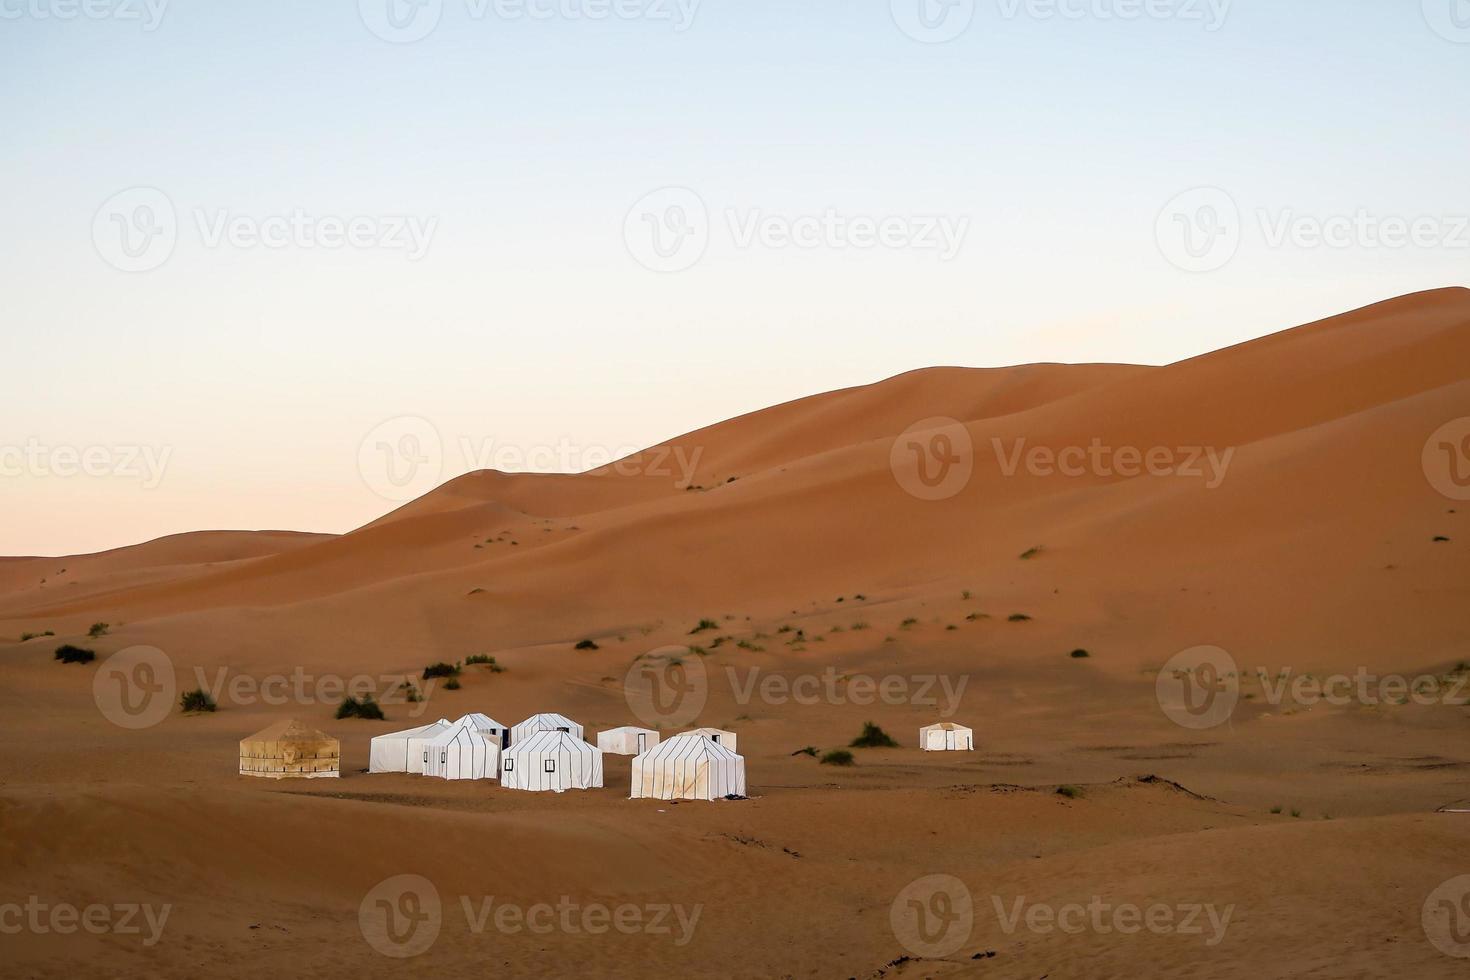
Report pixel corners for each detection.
[2,0,1468,556]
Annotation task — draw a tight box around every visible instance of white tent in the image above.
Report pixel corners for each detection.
[424,721,501,781]
[597,726,660,755]
[919,722,973,751]
[510,712,584,746]
[453,712,509,747]
[631,733,746,801]
[679,727,738,753]
[501,730,603,792]
[369,718,452,774]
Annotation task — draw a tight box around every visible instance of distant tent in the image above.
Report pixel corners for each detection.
[424,719,501,781]
[679,727,738,753]
[919,722,973,751]
[240,719,339,779]
[632,733,745,801]
[501,730,603,792]
[510,713,584,746]
[369,718,452,774]
[452,713,509,748]
[597,726,660,756]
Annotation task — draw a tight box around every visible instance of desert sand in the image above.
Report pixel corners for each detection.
[2,288,1469,978]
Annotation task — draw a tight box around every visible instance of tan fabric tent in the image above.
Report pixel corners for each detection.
[631,733,746,801]
[239,719,339,778]
[919,722,973,751]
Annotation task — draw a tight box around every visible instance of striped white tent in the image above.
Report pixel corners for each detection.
[680,727,737,753]
[424,721,501,781]
[501,730,603,792]
[919,722,973,751]
[632,733,746,801]
[369,718,452,774]
[453,712,509,747]
[510,712,584,746]
[597,726,660,756]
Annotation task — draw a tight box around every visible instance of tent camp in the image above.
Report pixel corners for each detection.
[239,719,339,779]
[510,712,584,746]
[597,726,660,756]
[424,719,501,780]
[919,722,973,751]
[369,718,452,773]
[501,730,603,792]
[680,727,738,753]
[631,733,746,801]
[452,712,509,747]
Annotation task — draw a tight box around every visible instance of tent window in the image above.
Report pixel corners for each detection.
[440,750,447,764]
[557,727,568,732]
[544,759,556,773]
[504,759,514,771]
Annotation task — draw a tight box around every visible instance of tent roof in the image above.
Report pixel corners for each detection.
[240,719,335,746]
[454,712,507,730]
[641,733,740,761]
[601,725,658,736]
[920,722,972,732]
[505,729,596,756]
[515,712,580,728]
[374,719,451,741]
[683,727,735,737]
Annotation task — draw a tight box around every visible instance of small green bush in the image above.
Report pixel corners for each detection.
[179,688,217,713]
[820,749,855,766]
[1008,613,1032,622]
[1070,649,1090,659]
[336,695,385,720]
[1056,785,1082,799]
[54,645,96,664]
[575,639,599,650]
[850,722,899,748]
[689,619,719,634]
[1019,547,1043,560]
[421,662,460,680]
[465,654,493,665]
[88,622,110,638]
[444,677,461,691]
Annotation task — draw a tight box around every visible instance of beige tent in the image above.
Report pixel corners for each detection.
[679,727,737,752]
[597,726,660,755]
[919,722,973,751]
[632,733,746,801]
[240,719,340,778]
[501,731,603,793]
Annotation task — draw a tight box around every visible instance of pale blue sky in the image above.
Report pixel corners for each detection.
[3,0,1467,555]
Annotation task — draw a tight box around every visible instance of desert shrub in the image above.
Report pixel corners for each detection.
[20,630,54,642]
[1056,785,1082,799]
[1433,535,1451,543]
[444,677,461,691]
[336,695,385,720]
[1270,806,1282,814]
[900,618,918,629]
[179,688,217,713]
[853,594,867,601]
[421,662,460,680]
[1290,808,1302,818]
[54,645,96,664]
[820,749,855,766]
[689,619,719,634]
[945,625,958,631]
[851,622,870,631]
[962,590,972,600]
[465,654,493,664]
[1008,613,1032,622]
[88,622,111,637]
[850,722,899,748]
[966,612,990,622]
[792,746,818,757]
[575,639,599,651]
[1070,649,1090,659]
[1019,547,1043,560]
[777,625,793,633]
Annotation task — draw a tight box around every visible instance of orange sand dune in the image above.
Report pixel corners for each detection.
[3,289,1469,978]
